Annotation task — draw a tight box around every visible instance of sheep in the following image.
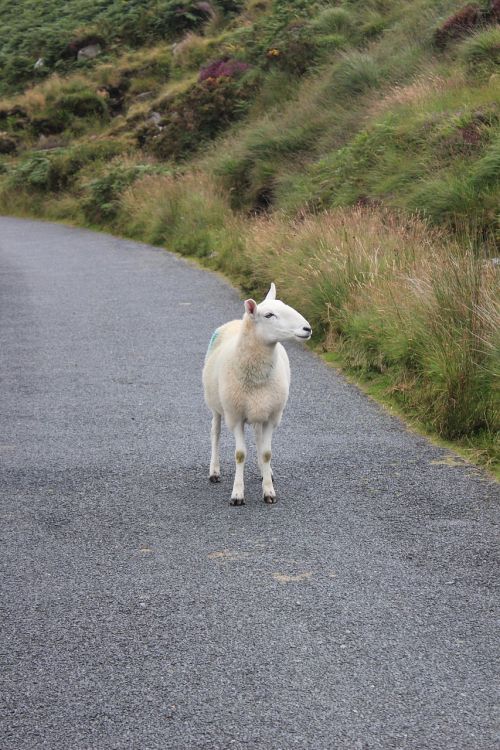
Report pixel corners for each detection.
[202,283,312,506]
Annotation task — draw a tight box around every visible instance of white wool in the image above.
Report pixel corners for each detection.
[202,283,311,505]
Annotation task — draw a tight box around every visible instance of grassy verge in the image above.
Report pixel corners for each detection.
[321,351,499,480]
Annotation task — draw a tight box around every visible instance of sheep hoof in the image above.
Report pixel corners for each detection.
[209,474,221,483]
[264,495,277,504]
[230,497,245,506]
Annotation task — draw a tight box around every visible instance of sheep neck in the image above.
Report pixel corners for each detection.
[236,318,277,387]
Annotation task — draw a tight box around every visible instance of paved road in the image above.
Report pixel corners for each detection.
[0,217,498,750]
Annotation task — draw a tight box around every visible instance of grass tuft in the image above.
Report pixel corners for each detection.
[461,25,500,77]
[333,51,381,96]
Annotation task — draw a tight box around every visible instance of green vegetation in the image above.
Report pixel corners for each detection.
[0,0,498,473]
[0,0,244,94]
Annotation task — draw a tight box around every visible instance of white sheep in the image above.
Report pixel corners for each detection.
[202,283,312,506]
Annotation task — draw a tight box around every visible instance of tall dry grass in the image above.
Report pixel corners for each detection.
[245,208,499,444]
[120,172,249,282]
[367,72,456,117]
[2,74,95,116]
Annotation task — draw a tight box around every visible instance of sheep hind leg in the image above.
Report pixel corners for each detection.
[261,422,276,504]
[230,421,246,506]
[209,412,221,483]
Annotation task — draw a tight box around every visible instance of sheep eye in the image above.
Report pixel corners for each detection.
[264,312,275,319]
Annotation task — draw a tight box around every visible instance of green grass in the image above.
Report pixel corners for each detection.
[322,351,500,481]
[461,26,500,77]
[279,69,500,235]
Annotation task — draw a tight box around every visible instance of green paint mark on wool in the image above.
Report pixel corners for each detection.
[207,329,219,353]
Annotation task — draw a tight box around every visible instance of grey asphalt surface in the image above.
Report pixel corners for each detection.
[0,216,498,750]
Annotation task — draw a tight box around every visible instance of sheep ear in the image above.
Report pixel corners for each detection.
[244,299,257,317]
[265,283,276,301]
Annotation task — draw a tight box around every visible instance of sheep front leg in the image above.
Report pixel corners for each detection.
[230,421,246,506]
[261,422,276,504]
[209,412,221,483]
[254,423,263,476]
[254,423,273,480]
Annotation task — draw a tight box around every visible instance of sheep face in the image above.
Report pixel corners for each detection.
[244,284,312,345]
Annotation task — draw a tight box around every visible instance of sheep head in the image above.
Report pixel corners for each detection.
[244,283,312,345]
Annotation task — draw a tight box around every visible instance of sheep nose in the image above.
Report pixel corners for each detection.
[302,326,312,334]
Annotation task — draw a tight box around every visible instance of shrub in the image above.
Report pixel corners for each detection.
[434,4,483,49]
[1,54,36,92]
[82,164,155,223]
[8,155,58,191]
[8,141,126,193]
[139,75,255,159]
[157,0,218,36]
[265,22,319,76]
[31,88,108,135]
[199,57,250,81]
[0,0,248,95]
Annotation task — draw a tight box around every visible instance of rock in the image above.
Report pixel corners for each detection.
[148,111,162,126]
[0,132,18,154]
[34,58,45,70]
[77,44,102,62]
[37,134,66,151]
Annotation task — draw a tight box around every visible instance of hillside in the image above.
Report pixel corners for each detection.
[0,0,499,470]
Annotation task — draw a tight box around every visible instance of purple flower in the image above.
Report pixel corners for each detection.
[199,58,250,82]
